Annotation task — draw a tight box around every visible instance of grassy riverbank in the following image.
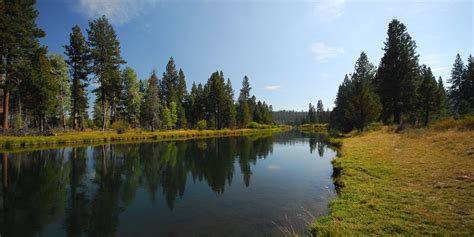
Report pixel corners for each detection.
[0,126,290,152]
[311,120,474,235]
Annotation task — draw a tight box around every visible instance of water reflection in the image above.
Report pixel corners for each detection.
[0,132,334,236]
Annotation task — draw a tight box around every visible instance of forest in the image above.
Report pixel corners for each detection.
[301,19,473,132]
[0,2,272,133]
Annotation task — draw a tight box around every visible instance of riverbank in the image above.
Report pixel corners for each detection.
[311,122,474,235]
[0,126,291,152]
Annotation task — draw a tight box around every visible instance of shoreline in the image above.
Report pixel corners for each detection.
[0,127,291,153]
[310,127,474,235]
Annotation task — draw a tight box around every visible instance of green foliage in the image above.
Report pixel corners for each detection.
[375,19,420,124]
[48,53,71,129]
[417,66,441,126]
[64,25,90,129]
[169,101,178,129]
[246,121,273,129]
[87,15,125,129]
[111,119,130,134]
[448,54,465,112]
[142,71,161,131]
[161,57,179,105]
[332,53,381,132]
[121,67,142,127]
[237,76,252,127]
[196,120,207,131]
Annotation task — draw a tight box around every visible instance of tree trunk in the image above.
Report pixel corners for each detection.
[3,89,9,129]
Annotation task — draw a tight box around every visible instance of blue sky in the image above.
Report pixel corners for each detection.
[36,0,472,111]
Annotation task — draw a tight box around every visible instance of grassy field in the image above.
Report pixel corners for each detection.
[311,123,474,236]
[0,126,290,152]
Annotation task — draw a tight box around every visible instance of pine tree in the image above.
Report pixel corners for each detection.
[48,54,71,130]
[345,52,381,131]
[331,75,352,132]
[448,54,466,113]
[375,19,420,124]
[87,15,125,130]
[307,103,316,124]
[237,76,252,127]
[169,101,178,129]
[223,78,236,128]
[0,0,45,129]
[417,66,440,126]
[25,47,58,132]
[437,77,448,117]
[161,57,179,105]
[64,25,90,129]
[142,71,161,131]
[464,55,474,109]
[316,100,324,123]
[121,67,142,127]
[206,71,226,129]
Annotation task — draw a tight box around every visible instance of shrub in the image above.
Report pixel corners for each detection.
[111,119,130,134]
[197,120,207,131]
[246,122,273,129]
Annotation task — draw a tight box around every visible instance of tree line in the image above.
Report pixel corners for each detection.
[0,1,273,132]
[330,19,473,132]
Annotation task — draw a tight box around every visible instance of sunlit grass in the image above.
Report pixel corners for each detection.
[311,123,474,235]
[0,126,291,152]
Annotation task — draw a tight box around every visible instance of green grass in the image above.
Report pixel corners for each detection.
[311,126,474,236]
[0,126,291,153]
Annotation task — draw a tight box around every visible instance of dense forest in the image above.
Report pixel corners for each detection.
[307,19,473,132]
[0,1,273,132]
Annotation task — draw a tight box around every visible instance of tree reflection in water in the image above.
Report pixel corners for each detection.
[0,132,330,236]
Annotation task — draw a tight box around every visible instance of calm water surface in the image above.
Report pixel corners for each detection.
[0,131,336,236]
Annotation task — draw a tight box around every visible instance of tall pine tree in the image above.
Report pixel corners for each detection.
[417,66,440,126]
[142,71,161,131]
[447,54,466,113]
[0,0,45,129]
[64,25,90,129]
[87,16,125,130]
[375,19,420,124]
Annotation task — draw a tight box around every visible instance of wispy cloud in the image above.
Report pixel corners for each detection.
[432,66,450,72]
[313,0,346,21]
[76,0,158,25]
[420,53,440,66]
[265,85,281,91]
[309,42,345,63]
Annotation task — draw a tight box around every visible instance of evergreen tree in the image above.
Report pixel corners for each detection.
[48,54,71,130]
[169,101,178,129]
[437,77,448,117]
[448,54,466,113]
[417,66,440,126]
[64,25,90,129]
[87,15,125,130]
[25,47,58,132]
[177,69,187,102]
[121,67,142,127]
[161,57,179,105]
[307,103,316,124]
[345,52,381,131]
[0,0,45,129]
[331,75,352,132]
[464,55,474,110]
[237,76,252,127]
[223,78,237,128]
[142,71,161,131]
[206,71,226,129]
[375,19,420,124]
[316,100,324,123]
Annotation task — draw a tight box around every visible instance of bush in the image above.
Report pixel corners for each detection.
[196,120,207,131]
[111,119,130,134]
[246,122,273,129]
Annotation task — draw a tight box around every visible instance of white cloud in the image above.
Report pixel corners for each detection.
[313,0,346,21]
[432,66,450,72]
[265,85,281,91]
[76,0,158,24]
[309,42,345,63]
[420,53,439,66]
